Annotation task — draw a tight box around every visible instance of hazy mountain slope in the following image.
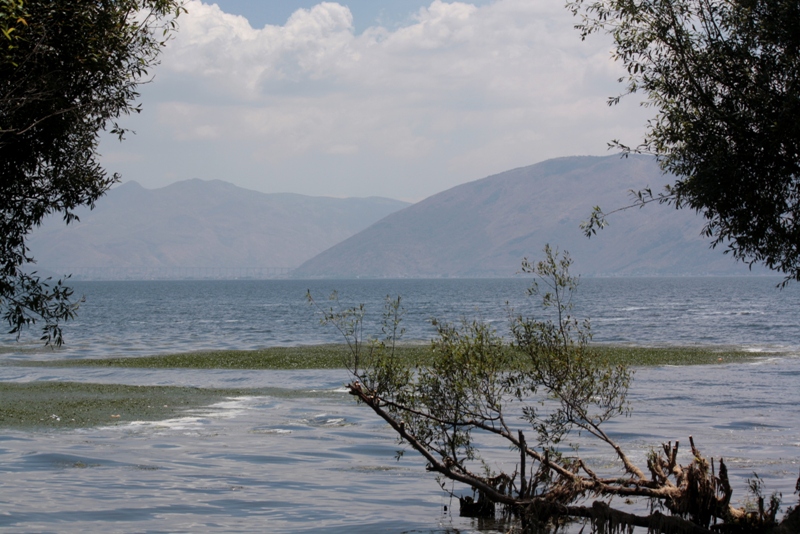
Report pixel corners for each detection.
[28,179,409,277]
[293,155,756,278]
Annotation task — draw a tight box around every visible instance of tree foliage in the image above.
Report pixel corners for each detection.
[311,247,798,533]
[0,0,184,344]
[570,0,800,284]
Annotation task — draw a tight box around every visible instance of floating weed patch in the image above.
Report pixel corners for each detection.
[14,344,777,370]
[0,382,254,430]
[591,345,772,366]
[21,345,434,370]
[0,346,780,430]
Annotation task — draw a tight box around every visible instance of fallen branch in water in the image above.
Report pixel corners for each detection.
[310,247,798,533]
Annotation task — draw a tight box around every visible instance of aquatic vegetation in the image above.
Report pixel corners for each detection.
[15,345,431,369]
[0,382,251,430]
[591,344,764,366]
[11,344,769,370]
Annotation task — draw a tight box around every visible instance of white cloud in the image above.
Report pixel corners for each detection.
[111,0,649,198]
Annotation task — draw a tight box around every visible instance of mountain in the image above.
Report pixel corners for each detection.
[293,155,761,278]
[27,179,410,279]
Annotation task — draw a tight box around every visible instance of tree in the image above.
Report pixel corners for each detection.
[0,0,184,344]
[310,246,799,533]
[570,0,800,284]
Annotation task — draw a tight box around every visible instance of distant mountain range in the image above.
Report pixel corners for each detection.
[28,156,761,280]
[27,179,409,279]
[294,155,759,278]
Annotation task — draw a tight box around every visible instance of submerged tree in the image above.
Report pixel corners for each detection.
[0,0,185,345]
[310,246,799,533]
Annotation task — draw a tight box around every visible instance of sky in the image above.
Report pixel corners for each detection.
[99,0,650,202]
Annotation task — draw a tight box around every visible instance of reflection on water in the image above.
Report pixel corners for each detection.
[1,359,799,533]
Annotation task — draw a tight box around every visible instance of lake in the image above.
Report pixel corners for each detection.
[1,277,798,532]
[3,276,799,358]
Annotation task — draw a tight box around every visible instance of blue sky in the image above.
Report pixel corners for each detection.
[211,1,494,33]
[99,1,649,201]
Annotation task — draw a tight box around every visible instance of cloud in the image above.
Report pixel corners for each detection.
[119,0,648,198]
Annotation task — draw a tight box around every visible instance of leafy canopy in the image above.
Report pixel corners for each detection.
[571,0,800,283]
[0,0,184,344]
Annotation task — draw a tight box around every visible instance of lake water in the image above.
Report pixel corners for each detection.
[1,277,799,532]
[3,276,799,358]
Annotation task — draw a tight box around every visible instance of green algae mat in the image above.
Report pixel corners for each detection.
[10,344,767,370]
[0,344,777,430]
[0,382,253,430]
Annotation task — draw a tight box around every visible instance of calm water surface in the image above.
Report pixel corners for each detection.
[1,278,799,532]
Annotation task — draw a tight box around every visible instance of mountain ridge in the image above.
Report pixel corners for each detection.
[293,155,760,278]
[28,156,766,280]
[28,179,410,279]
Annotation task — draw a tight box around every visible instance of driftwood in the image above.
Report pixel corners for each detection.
[347,380,798,534]
[310,250,798,534]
